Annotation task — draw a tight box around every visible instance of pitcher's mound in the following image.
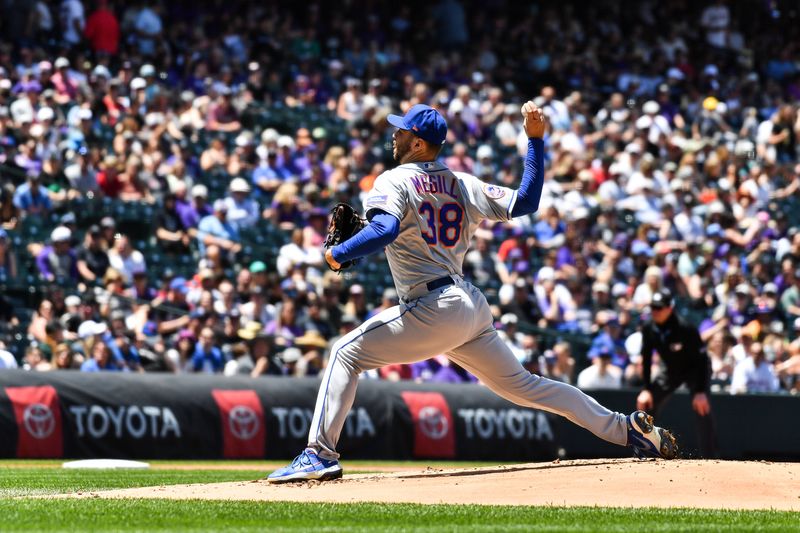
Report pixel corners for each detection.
[86,459,800,510]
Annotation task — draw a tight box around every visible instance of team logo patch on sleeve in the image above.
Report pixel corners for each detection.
[482,183,506,199]
[366,194,388,208]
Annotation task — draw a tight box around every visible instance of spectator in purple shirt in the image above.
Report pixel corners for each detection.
[36,226,79,282]
[412,356,478,384]
[178,184,212,231]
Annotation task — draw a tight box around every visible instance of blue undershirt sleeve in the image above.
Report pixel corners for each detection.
[510,138,545,218]
[331,211,400,264]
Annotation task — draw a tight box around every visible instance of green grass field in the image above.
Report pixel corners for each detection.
[1,461,798,532]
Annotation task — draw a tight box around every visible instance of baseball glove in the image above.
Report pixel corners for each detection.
[324,202,365,272]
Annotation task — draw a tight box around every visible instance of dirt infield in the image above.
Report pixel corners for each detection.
[73,459,800,510]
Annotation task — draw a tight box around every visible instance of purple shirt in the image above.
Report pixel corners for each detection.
[36,246,78,280]
[177,200,212,229]
[411,359,478,383]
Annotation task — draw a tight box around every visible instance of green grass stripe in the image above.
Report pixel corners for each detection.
[0,468,264,497]
[0,500,798,532]
[0,459,504,468]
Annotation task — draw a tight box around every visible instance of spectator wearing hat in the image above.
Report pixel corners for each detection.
[239,322,281,377]
[497,313,526,363]
[577,345,623,390]
[224,177,259,230]
[13,172,51,217]
[63,146,100,196]
[75,224,109,283]
[277,347,305,377]
[253,148,290,194]
[177,184,212,233]
[637,288,717,457]
[51,57,78,104]
[587,311,629,369]
[293,330,328,376]
[197,199,241,257]
[207,86,241,132]
[728,283,756,329]
[36,226,78,282]
[227,132,257,177]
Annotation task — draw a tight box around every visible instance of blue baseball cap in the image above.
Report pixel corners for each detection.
[387,104,447,145]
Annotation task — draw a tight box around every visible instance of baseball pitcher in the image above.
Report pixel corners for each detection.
[268,102,677,483]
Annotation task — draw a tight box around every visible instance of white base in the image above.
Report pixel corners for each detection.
[62,459,151,469]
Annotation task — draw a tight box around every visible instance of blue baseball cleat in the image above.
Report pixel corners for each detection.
[267,448,343,484]
[627,410,678,459]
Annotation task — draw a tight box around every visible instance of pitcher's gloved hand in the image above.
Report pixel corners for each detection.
[323,203,365,272]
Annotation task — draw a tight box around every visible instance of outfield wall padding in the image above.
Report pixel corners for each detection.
[0,371,797,461]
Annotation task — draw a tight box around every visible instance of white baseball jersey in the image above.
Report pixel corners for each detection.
[363,161,516,298]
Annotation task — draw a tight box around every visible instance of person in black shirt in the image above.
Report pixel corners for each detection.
[637,288,717,457]
[76,225,109,284]
[155,193,191,254]
[771,105,798,164]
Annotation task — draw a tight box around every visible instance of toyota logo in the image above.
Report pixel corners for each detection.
[228,405,259,440]
[23,403,55,439]
[418,406,448,440]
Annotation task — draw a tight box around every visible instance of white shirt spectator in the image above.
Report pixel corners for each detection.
[35,1,54,32]
[135,7,163,55]
[59,0,85,45]
[276,241,323,277]
[756,118,776,163]
[647,115,672,145]
[700,3,730,48]
[673,209,705,241]
[562,189,598,213]
[0,349,18,369]
[577,362,622,390]
[239,301,276,328]
[108,249,146,284]
[543,98,570,131]
[597,178,623,205]
[534,283,576,321]
[223,196,259,230]
[495,117,521,147]
[730,357,780,394]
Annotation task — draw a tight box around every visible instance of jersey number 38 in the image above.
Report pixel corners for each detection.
[419,202,464,247]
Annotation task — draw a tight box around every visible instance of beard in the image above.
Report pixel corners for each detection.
[393,136,411,162]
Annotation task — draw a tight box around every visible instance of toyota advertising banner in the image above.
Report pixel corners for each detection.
[0,372,798,460]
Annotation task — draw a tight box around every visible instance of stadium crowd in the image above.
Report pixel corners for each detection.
[0,0,799,394]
